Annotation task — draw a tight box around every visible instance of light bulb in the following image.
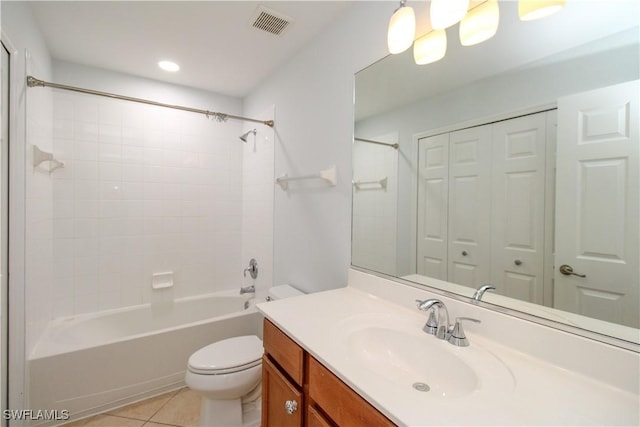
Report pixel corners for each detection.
[413,30,447,65]
[158,60,180,72]
[431,0,470,30]
[388,3,416,54]
[519,0,566,21]
[460,0,500,46]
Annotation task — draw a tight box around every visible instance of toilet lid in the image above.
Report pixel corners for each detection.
[188,335,263,375]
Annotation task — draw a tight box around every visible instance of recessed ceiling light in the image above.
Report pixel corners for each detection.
[158,60,180,72]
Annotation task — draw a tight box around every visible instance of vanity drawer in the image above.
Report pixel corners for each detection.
[307,356,395,427]
[263,319,305,386]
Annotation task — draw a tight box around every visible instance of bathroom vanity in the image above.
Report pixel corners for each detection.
[257,269,640,426]
[261,318,393,426]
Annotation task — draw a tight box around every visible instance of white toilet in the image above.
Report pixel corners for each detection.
[185,285,303,427]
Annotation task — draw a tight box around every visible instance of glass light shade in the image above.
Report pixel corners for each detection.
[518,0,565,21]
[388,5,416,54]
[431,0,470,30]
[413,30,447,65]
[459,0,499,46]
[158,60,180,72]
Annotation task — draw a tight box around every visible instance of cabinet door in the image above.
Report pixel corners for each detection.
[262,356,303,427]
[306,405,334,427]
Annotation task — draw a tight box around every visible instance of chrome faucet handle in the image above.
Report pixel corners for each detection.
[415,299,450,339]
[472,284,496,301]
[423,310,439,335]
[243,258,258,279]
[447,317,481,347]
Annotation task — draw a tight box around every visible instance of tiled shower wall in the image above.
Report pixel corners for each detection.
[43,89,243,319]
[351,134,398,276]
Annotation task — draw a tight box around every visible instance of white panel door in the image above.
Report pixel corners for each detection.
[555,80,639,328]
[491,112,547,304]
[447,125,492,288]
[417,134,449,279]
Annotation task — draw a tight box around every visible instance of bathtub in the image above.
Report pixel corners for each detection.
[28,290,263,424]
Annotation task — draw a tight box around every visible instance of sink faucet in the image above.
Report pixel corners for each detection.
[416,299,481,346]
[415,299,450,340]
[472,284,496,301]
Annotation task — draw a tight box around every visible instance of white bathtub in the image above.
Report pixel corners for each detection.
[28,290,263,425]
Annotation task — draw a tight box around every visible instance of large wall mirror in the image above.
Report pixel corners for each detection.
[353,0,639,347]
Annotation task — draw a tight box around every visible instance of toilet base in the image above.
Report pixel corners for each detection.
[200,397,242,427]
[198,395,261,427]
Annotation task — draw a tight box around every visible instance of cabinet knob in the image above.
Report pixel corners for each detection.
[285,399,298,415]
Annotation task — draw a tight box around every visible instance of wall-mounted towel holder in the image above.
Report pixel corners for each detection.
[276,165,337,191]
[353,176,388,191]
[33,145,64,173]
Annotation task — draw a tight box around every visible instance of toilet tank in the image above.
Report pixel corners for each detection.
[267,285,304,301]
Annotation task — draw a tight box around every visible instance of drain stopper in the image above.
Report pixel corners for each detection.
[412,382,430,392]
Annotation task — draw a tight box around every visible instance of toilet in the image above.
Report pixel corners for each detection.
[185,285,303,427]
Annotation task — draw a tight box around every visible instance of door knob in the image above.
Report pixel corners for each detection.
[285,399,298,415]
[559,264,586,278]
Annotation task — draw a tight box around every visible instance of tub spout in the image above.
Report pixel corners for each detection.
[240,285,255,295]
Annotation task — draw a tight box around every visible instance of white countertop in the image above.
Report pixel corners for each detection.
[257,284,640,426]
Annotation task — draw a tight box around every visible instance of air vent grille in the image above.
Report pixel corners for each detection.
[251,6,293,36]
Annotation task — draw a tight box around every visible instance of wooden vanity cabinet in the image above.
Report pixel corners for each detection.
[262,319,395,427]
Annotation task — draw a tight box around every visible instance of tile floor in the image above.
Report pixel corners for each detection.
[62,387,200,427]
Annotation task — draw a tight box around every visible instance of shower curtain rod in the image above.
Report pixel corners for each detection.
[26,76,275,128]
[354,137,398,149]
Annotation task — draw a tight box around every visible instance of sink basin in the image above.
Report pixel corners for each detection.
[338,314,515,399]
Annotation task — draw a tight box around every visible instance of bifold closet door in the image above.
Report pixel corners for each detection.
[417,133,449,280]
[490,112,547,304]
[447,125,492,288]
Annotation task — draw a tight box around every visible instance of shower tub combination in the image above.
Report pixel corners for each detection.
[28,289,262,424]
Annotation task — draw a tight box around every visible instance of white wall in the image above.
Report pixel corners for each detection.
[243,2,392,293]
[2,0,54,411]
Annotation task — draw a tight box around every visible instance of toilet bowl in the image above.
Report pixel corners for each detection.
[185,285,304,426]
[185,335,263,427]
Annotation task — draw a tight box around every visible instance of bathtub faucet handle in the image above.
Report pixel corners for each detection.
[240,285,255,295]
[243,258,258,279]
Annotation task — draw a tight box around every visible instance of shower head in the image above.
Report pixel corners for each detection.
[239,129,257,143]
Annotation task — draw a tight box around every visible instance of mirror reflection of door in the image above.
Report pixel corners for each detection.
[417,111,552,304]
[554,80,639,328]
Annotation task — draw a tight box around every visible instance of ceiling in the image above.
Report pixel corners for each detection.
[28,1,352,98]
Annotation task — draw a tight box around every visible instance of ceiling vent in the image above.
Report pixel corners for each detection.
[250,6,293,36]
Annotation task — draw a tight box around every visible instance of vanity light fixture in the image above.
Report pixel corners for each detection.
[387,0,416,54]
[459,0,500,46]
[431,0,470,30]
[518,0,566,21]
[158,60,180,72]
[413,30,447,65]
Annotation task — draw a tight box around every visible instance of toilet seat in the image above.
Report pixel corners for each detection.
[188,335,263,375]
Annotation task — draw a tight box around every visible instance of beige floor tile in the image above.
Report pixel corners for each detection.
[142,423,180,427]
[60,417,90,427]
[107,390,179,421]
[149,388,200,427]
[82,414,145,427]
